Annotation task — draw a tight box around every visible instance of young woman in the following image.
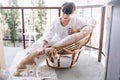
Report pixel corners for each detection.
[28,2,86,54]
[14,2,86,76]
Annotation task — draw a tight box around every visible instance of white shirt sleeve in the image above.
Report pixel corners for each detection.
[42,22,56,42]
[70,15,86,30]
[75,17,86,29]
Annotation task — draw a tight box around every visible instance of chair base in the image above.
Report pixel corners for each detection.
[46,50,82,69]
[46,57,78,69]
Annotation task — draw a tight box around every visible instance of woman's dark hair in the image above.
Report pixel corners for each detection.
[62,2,76,14]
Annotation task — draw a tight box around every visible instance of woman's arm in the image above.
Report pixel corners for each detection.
[39,40,48,54]
[73,16,87,32]
[42,40,48,48]
[70,24,86,34]
[77,24,87,32]
[42,20,56,43]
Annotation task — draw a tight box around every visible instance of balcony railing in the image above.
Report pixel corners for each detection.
[0,4,106,62]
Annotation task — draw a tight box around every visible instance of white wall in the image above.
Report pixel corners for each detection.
[105,5,120,80]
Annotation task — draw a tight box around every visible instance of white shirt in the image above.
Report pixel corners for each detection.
[38,16,85,46]
[28,16,85,52]
[44,16,85,43]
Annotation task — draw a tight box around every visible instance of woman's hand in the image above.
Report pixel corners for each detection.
[40,40,48,54]
[41,45,46,54]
